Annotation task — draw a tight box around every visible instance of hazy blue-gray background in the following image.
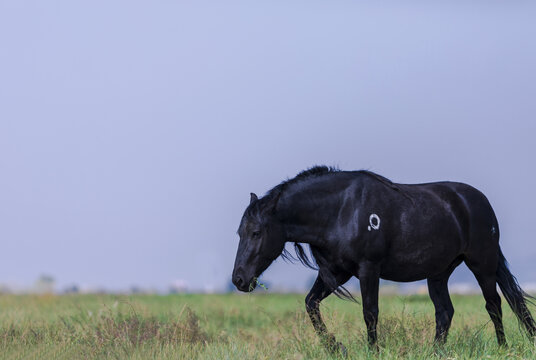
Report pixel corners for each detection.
[1,1,535,292]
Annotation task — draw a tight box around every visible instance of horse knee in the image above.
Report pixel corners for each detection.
[435,309,450,327]
[447,307,454,321]
[363,309,379,325]
[305,295,318,312]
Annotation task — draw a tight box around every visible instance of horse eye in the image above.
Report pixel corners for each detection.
[252,231,261,238]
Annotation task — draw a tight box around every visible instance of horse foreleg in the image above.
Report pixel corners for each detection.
[359,262,380,349]
[305,274,349,355]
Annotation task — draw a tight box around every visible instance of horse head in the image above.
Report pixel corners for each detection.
[232,192,286,292]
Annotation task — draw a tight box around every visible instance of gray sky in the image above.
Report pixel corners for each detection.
[1,1,535,291]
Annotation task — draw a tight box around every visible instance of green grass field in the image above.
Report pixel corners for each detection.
[0,293,534,359]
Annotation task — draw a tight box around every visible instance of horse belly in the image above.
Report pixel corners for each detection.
[380,249,460,282]
[380,224,463,282]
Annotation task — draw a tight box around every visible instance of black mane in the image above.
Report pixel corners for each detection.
[266,166,408,203]
[294,165,340,180]
[243,167,339,219]
[267,165,340,198]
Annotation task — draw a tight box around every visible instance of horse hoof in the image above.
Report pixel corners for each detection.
[339,343,348,357]
[334,342,347,357]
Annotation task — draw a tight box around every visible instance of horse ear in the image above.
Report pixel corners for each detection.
[250,193,258,204]
[266,191,282,214]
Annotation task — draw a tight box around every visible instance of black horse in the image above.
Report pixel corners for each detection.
[232,166,536,352]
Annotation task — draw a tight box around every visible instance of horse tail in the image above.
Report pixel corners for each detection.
[496,248,536,337]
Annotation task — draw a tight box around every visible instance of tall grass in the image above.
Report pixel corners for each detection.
[0,293,534,359]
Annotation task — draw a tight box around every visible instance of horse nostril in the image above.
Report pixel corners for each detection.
[234,275,245,289]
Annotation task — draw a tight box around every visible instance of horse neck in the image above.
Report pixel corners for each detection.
[275,185,341,248]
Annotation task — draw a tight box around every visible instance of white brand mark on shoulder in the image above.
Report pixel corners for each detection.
[369,214,380,231]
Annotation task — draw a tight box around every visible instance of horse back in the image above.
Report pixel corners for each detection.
[365,180,499,281]
[402,181,499,243]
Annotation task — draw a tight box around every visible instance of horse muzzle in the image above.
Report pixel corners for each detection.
[232,269,256,292]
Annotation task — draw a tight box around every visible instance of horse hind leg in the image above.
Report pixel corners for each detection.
[427,258,461,343]
[465,257,507,346]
